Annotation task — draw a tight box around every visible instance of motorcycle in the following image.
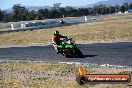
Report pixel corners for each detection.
[57,37,84,58]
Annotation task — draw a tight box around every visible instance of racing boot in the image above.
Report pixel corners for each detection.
[56,50,59,54]
[55,48,60,54]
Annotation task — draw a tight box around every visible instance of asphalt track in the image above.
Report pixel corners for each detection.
[0,42,132,66]
[0,16,97,34]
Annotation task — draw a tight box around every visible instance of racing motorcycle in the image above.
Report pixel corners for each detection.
[58,37,84,58]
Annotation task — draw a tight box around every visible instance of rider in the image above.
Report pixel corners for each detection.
[52,30,69,54]
[60,19,65,24]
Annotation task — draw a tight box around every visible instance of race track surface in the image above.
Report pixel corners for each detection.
[0,42,132,66]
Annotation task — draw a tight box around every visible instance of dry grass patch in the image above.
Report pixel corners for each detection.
[0,61,132,88]
[0,14,132,45]
[0,61,89,88]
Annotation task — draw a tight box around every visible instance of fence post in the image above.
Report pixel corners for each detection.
[85,16,87,22]
[21,24,25,28]
[11,24,14,30]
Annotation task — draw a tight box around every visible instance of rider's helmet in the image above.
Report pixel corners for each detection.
[53,30,59,36]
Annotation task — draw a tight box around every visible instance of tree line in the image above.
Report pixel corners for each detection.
[0,3,132,22]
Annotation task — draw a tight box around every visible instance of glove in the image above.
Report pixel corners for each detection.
[67,37,70,39]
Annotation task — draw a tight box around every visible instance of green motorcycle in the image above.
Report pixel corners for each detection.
[58,37,84,58]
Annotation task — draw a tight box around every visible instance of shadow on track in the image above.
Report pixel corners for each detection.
[64,55,97,58]
[84,55,97,58]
